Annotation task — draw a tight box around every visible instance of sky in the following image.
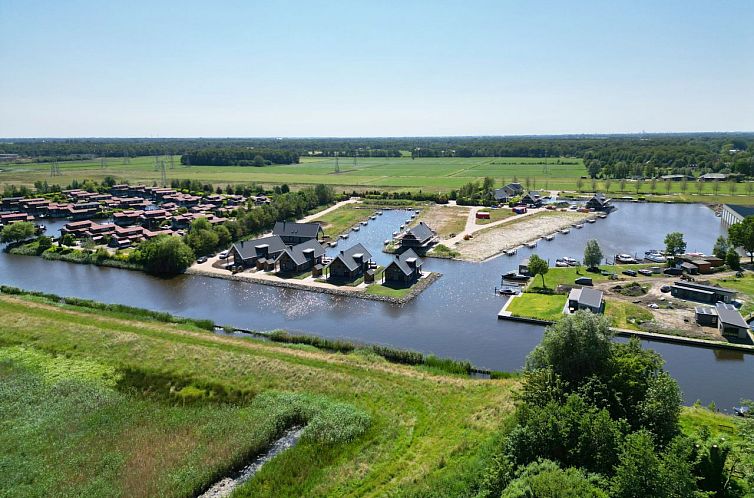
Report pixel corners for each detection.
[1,0,753,137]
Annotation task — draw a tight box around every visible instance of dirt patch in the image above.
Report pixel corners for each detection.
[453,211,590,261]
[418,204,470,240]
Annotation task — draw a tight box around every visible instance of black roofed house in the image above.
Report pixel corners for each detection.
[521,191,543,207]
[721,204,754,227]
[567,287,604,314]
[586,193,613,211]
[325,243,373,282]
[383,249,423,285]
[273,221,324,245]
[276,239,325,274]
[397,222,437,252]
[231,235,288,269]
[670,281,737,304]
[715,302,750,340]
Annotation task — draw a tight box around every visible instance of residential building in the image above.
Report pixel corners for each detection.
[383,249,423,285]
[396,222,437,251]
[276,239,325,274]
[715,303,750,339]
[586,193,613,211]
[700,173,728,181]
[720,204,754,227]
[567,287,604,314]
[272,221,324,244]
[326,243,373,282]
[670,281,737,304]
[521,191,543,207]
[230,235,288,269]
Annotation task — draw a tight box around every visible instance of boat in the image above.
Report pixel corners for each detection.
[598,213,608,219]
[383,240,390,245]
[370,215,377,220]
[376,211,383,215]
[503,271,530,281]
[574,224,584,229]
[329,241,338,247]
[644,253,667,263]
[562,257,579,266]
[399,224,405,230]
[555,259,570,267]
[392,231,399,236]
[544,234,555,241]
[586,218,596,223]
[360,220,368,226]
[525,240,538,248]
[415,210,420,214]
[410,214,416,219]
[615,254,638,264]
[505,248,517,256]
[560,228,570,234]
[352,226,360,232]
[340,234,349,239]
[499,288,519,296]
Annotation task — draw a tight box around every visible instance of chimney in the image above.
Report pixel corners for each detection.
[255,244,269,256]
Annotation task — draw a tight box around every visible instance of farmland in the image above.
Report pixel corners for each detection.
[3,155,754,203]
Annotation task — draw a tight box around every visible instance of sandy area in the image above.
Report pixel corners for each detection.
[453,211,591,261]
[418,204,471,240]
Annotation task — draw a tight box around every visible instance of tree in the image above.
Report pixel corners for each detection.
[728,179,737,195]
[583,240,603,269]
[664,232,686,257]
[526,311,613,385]
[696,180,704,195]
[36,235,52,252]
[713,236,729,260]
[576,178,584,192]
[253,154,266,167]
[501,459,607,498]
[664,179,672,194]
[0,221,35,243]
[726,248,741,270]
[635,178,644,195]
[133,236,195,275]
[528,254,549,288]
[619,178,626,193]
[612,431,666,498]
[650,178,658,194]
[185,217,220,256]
[604,178,612,193]
[728,216,754,263]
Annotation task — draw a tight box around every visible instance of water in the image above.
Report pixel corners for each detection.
[198,426,303,498]
[1,202,752,408]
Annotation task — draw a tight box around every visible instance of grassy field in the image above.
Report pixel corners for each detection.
[712,273,754,316]
[0,293,514,497]
[506,294,567,321]
[308,204,375,238]
[474,208,516,225]
[4,155,754,203]
[526,264,660,292]
[604,300,655,330]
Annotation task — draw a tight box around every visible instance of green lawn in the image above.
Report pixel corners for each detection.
[309,204,375,238]
[505,293,567,321]
[604,300,654,330]
[712,273,754,316]
[365,283,413,298]
[527,264,660,292]
[475,208,516,225]
[0,293,514,497]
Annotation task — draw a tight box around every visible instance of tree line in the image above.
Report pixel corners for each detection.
[180,147,299,166]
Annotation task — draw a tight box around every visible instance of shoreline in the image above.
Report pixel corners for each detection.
[186,266,441,304]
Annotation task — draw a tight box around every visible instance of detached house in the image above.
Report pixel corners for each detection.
[586,193,613,211]
[521,191,543,207]
[493,183,525,202]
[273,221,324,244]
[231,235,288,269]
[326,243,373,282]
[276,239,325,274]
[397,222,437,252]
[567,287,604,314]
[383,249,423,285]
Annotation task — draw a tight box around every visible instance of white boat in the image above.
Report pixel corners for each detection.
[598,213,608,219]
[562,257,579,266]
[360,221,368,226]
[392,231,399,236]
[505,248,517,256]
[376,211,383,215]
[340,234,349,239]
[525,241,538,248]
[352,226,360,232]
[383,240,390,245]
[399,224,405,229]
[370,215,377,220]
[586,218,596,223]
[410,214,416,219]
[544,235,555,241]
[574,224,584,229]
[560,228,570,234]
[415,210,420,214]
[645,253,667,263]
[615,253,637,264]
[329,241,338,247]
[555,259,570,267]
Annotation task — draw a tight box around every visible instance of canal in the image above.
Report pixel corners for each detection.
[1,202,751,409]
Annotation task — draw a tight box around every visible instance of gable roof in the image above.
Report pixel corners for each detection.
[273,221,322,239]
[716,303,749,328]
[386,249,422,276]
[277,239,325,266]
[327,243,372,272]
[568,287,603,309]
[232,235,288,261]
[403,222,435,242]
[727,204,754,220]
[493,187,512,200]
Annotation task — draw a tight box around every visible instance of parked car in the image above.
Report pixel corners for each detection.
[660,285,671,293]
[574,277,593,286]
[663,267,683,276]
[622,269,637,277]
[638,269,653,276]
[218,250,230,260]
[196,256,208,264]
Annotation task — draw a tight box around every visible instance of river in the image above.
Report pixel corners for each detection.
[1,202,751,409]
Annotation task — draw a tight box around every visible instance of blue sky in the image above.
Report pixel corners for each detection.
[1,0,752,137]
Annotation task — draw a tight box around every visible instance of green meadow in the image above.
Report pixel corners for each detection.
[3,155,753,202]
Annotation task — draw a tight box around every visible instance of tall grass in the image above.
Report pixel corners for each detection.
[0,286,214,331]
